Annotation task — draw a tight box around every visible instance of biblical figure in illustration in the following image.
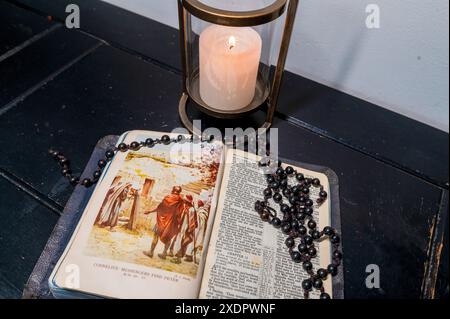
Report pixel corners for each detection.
[144,186,186,259]
[95,181,132,231]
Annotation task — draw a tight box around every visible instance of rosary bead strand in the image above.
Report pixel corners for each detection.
[255,162,342,299]
[49,134,215,188]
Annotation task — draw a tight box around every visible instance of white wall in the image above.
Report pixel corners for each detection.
[103,0,449,132]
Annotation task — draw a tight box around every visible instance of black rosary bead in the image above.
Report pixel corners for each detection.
[206,134,215,143]
[308,247,317,257]
[275,167,284,176]
[260,211,270,222]
[49,150,60,159]
[267,175,275,184]
[263,188,272,198]
[302,279,313,291]
[271,217,282,228]
[145,138,155,147]
[285,166,294,175]
[319,190,328,198]
[307,220,317,229]
[330,234,340,244]
[291,251,302,263]
[298,243,307,253]
[312,178,321,187]
[298,225,307,236]
[282,188,291,197]
[130,141,140,151]
[323,226,334,236]
[207,135,215,143]
[292,186,301,195]
[289,195,298,205]
[305,207,314,215]
[295,212,306,221]
[304,235,313,246]
[177,135,185,143]
[98,159,107,168]
[296,173,305,181]
[118,143,128,152]
[105,150,115,159]
[290,220,300,231]
[317,268,328,279]
[254,201,264,213]
[285,237,295,248]
[305,199,314,207]
[333,250,343,260]
[280,204,290,214]
[270,181,280,190]
[273,193,282,203]
[303,261,313,271]
[61,168,72,176]
[313,278,323,289]
[81,178,92,187]
[279,179,288,189]
[93,170,102,179]
[281,223,292,234]
[320,292,331,299]
[327,264,338,276]
[312,230,321,240]
[69,177,79,186]
[59,157,70,166]
[289,206,297,215]
[161,135,171,145]
[301,187,310,195]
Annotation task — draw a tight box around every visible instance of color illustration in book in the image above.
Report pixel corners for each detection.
[84,145,222,278]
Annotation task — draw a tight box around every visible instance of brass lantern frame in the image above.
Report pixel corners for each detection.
[178,0,299,132]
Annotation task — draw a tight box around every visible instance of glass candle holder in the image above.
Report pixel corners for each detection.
[178,0,299,132]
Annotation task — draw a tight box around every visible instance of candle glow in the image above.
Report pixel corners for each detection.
[228,36,236,50]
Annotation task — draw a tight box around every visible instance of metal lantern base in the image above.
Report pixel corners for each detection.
[178,93,272,133]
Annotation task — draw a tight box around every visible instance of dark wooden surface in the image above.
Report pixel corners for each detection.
[0,0,448,299]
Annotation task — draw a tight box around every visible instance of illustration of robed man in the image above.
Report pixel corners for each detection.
[187,200,209,264]
[95,182,132,230]
[144,186,185,259]
[169,195,197,263]
[127,188,141,231]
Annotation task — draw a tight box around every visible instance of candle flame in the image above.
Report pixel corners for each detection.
[228,36,236,50]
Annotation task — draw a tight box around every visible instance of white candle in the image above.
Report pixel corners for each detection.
[199,25,262,111]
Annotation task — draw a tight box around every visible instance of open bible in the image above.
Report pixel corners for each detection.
[49,130,341,299]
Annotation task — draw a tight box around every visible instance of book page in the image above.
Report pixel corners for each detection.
[50,130,225,299]
[199,149,332,299]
